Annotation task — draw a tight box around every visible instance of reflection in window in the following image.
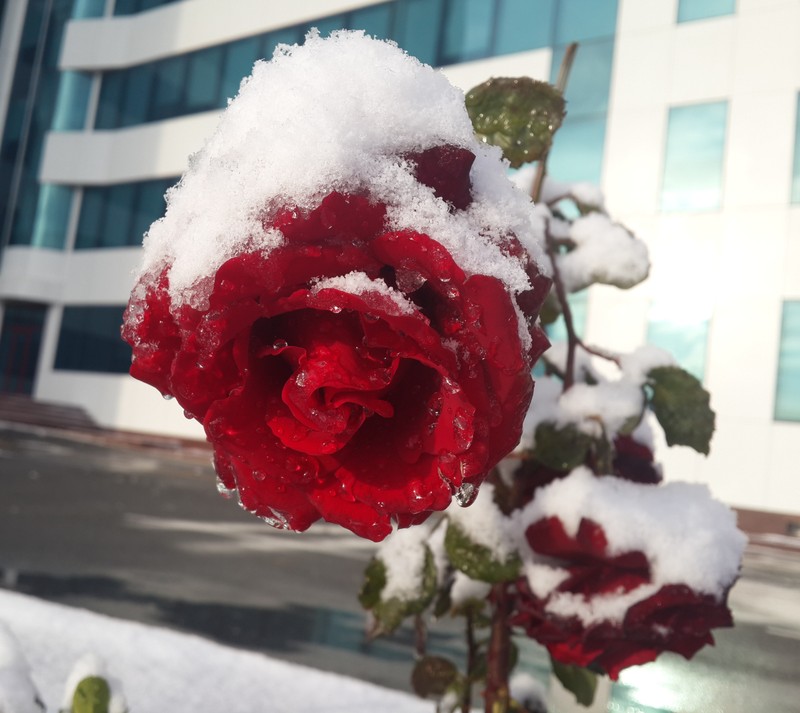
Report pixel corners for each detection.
[661,102,727,212]
[647,318,709,382]
[54,306,132,374]
[792,93,800,204]
[677,0,736,23]
[775,302,800,422]
[75,178,176,249]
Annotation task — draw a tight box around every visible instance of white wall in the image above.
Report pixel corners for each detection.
[601,0,800,514]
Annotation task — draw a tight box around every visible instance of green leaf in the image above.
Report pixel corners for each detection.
[358,557,386,609]
[551,659,597,707]
[359,547,438,634]
[445,522,520,583]
[533,421,593,471]
[647,366,715,455]
[411,655,460,698]
[465,77,566,168]
[71,676,111,713]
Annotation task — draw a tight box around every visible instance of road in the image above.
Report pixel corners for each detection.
[1,425,799,711]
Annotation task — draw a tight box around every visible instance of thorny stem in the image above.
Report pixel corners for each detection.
[484,583,513,713]
[530,42,578,203]
[462,609,477,713]
[414,613,427,658]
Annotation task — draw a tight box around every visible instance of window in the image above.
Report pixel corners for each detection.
[647,319,709,382]
[441,0,494,64]
[29,184,73,249]
[677,0,735,23]
[54,306,131,374]
[547,116,606,184]
[394,0,444,66]
[661,101,727,212]
[554,0,618,44]
[495,0,553,54]
[113,0,181,16]
[75,178,176,249]
[775,302,800,421]
[792,93,800,204]
[0,303,46,395]
[551,40,614,116]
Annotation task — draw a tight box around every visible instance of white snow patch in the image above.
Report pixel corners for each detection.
[60,653,127,713]
[311,272,416,315]
[450,572,491,607]
[447,483,516,562]
[619,345,677,386]
[377,523,434,601]
[0,590,429,713]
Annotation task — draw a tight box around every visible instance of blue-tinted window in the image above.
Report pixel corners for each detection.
[72,0,105,18]
[647,318,709,382]
[662,101,727,212]
[775,302,800,422]
[441,0,494,64]
[151,55,187,122]
[52,71,93,130]
[554,0,618,44]
[186,46,224,112]
[394,0,444,66]
[114,0,180,16]
[54,306,131,374]
[547,116,606,184]
[496,0,554,54]
[677,0,736,23]
[220,36,261,101]
[0,303,47,395]
[351,3,393,40]
[551,39,614,116]
[75,178,175,249]
[30,184,72,249]
[792,93,800,204]
[95,71,124,129]
[121,64,154,126]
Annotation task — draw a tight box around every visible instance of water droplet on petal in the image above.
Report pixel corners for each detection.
[216,477,236,499]
[162,393,174,401]
[455,482,477,507]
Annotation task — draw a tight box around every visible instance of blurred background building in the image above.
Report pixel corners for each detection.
[0,0,797,518]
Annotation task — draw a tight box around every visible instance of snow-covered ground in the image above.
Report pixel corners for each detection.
[0,589,430,713]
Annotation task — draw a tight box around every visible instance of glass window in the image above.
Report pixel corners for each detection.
[8,176,38,246]
[441,0,494,64]
[495,0,554,54]
[121,63,155,126]
[75,187,105,249]
[30,184,72,249]
[54,306,131,374]
[150,55,187,122]
[102,184,135,247]
[186,46,224,112]
[220,36,261,102]
[677,0,736,23]
[554,0,618,44]
[263,27,302,60]
[131,178,172,244]
[550,39,614,117]
[647,318,709,382]
[72,0,106,19]
[661,101,727,212]
[394,0,445,65]
[775,302,800,421]
[52,71,92,131]
[792,93,800,204]
[0,302,47,395]
[546,291,588,343]
[547,116,606,184]
[350,3,393,40]
[95,72,124,129]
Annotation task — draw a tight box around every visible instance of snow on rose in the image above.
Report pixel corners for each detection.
[122,31,550,541]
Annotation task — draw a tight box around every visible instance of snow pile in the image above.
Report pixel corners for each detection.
[0,623,42,713]
[137,30,546,315]
[377,523,434,600]
[0,590,430,713]
[447,484,516,561]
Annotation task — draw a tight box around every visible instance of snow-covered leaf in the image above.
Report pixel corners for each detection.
[647,366,715,455]
[533,422,593,471]
[444,522,520,583]
[465,77,565,168]
[69,677,111,713]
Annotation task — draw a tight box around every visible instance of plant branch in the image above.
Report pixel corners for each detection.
[484,584,512,713]
[462,608,477,713]
[530,42,578,203]
[544,219,578,390]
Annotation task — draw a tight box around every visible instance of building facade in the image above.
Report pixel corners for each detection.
[0,0,798,516]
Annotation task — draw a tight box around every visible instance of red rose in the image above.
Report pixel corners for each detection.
[123,146,549,541]
[511,516,734,678]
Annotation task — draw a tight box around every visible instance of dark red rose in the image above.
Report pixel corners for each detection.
[511,516,734,678]
[612,435,662,484]
[123,146,550,541]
